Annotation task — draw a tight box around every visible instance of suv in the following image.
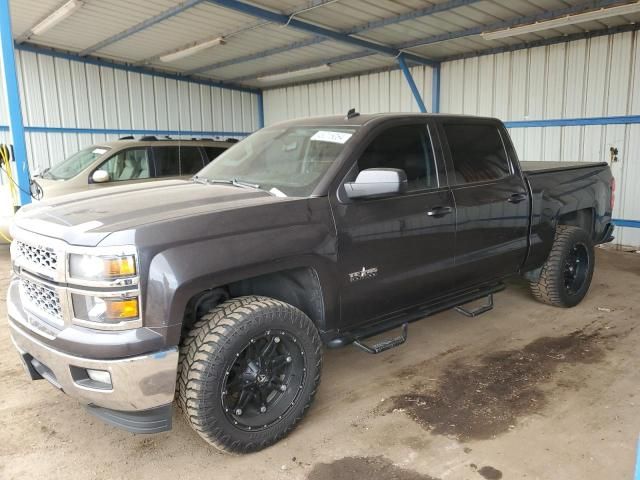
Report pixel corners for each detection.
[32,137,236,199]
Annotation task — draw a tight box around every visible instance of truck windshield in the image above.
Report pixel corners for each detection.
[197,126,358,197]
[41,146,110,180]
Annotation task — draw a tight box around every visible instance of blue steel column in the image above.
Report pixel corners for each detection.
[0,0,31,205]
[397,54,427,113]
[432,63,441,113]
[257,90,265,129]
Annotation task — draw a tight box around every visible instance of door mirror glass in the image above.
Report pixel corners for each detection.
[345,168,407,199]
[91,170,110,183]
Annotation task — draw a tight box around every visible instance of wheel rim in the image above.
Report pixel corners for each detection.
[563,242,589,295]
[221,330,306,432]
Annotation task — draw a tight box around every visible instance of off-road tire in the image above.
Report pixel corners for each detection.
[529,225,595,307]
[177,296,322,453]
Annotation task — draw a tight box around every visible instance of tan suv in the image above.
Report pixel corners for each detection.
[32,137,235,199]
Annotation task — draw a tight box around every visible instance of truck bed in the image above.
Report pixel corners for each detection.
[521,161,608,174]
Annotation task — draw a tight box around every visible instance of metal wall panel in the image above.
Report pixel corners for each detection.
[440,30,640,247]
[0,49,258,172]
[263,64,435,125]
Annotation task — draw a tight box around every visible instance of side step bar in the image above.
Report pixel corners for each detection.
[353,323,408,354]
[325,282,505,351]
[455,294,494,317]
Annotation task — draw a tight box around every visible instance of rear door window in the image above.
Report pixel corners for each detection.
[97,148,151,182]
[443,124,511,185]
[203,146,227,165]
[179,147,205,175]
[153,146,204,176]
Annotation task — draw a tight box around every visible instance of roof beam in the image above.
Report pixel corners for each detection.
[396,0,627,50]
[17,42,259,94]
[229,51,373,82]
[193,0,477,74]
[187,36,324,74]
[346,0,480,34]
[206,0,438,67]
[230,0,632,82]
[79,0,206,56]
[438,22,640,63]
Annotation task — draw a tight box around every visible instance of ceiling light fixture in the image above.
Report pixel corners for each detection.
[257,64,331,83]
[159,37,226,63]
[482,1,640,40]
[30,0,84,36]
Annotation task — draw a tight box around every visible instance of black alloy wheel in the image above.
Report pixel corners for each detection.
[563,243,589,295]
[177,296,322,452]
[222,330,306,432]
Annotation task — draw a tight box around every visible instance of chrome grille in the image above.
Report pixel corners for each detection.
[15,241,58,274]
[20,278,63,322]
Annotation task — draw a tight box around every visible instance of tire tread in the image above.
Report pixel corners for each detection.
[177,295,322,453]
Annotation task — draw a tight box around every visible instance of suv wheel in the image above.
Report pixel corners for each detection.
[177,296,322,452]
[529,225,595,307]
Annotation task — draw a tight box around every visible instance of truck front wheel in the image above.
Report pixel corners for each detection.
[529,225,595,307]
[177,296,322,452]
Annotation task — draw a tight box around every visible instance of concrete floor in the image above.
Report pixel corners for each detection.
[0,246,639,480]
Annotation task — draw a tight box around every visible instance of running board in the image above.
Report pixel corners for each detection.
[352,323,408,354]
[455,294,494,317]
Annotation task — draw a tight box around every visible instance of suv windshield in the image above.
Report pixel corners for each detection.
[42,146,110,180]
[197,126,358,197]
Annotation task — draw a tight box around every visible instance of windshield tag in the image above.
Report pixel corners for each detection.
[92,148,108,155]
[310,131,352,144]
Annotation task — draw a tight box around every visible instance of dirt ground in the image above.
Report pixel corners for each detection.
[1,246,639,480]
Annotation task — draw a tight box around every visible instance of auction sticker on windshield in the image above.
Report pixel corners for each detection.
[310,131,353,144]
[92,148,108,155]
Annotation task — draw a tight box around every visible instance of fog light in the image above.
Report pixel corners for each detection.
[86,369,112,386]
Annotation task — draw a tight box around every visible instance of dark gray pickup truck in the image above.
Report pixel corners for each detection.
[7,113,614,452]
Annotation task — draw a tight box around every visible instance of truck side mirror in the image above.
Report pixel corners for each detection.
[91,170,110,183]
[344,168,408,199]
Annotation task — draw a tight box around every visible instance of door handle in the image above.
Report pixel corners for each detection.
[507,193,528,204]
[426,206,453,217]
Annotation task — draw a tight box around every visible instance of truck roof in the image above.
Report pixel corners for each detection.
[272,112,502,128]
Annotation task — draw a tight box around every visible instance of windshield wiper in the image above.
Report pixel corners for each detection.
[192,176,209,185]
[193,176,266,193]
[231,178,260,189]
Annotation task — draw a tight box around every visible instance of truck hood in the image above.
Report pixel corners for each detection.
[14,179,282,246]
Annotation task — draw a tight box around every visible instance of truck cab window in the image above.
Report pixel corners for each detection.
[443,124,511,184]
[358,124,437,191]
[98,148,150,182]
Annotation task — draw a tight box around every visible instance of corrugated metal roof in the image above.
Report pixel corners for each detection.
[9,0,640,88]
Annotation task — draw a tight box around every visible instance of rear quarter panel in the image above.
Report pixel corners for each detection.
[523,163,612,271]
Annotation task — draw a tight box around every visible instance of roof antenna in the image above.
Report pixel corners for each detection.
[346,108,360,120]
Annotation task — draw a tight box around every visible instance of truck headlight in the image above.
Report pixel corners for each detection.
[72,294,139,324]
[69,254,136,281]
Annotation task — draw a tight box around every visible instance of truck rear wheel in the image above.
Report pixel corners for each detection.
[529,225,595,307]
[177,296,322,453]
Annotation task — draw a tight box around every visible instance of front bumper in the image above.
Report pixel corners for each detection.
[8,315,178,413]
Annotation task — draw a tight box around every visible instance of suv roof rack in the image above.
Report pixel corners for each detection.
[139,135,158,141]
[119,135,134,140]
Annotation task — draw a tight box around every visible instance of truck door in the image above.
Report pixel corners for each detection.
[440,121,530,289]
[330,122,456,329]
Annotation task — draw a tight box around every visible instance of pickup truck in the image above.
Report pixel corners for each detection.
[7,112,615,453]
